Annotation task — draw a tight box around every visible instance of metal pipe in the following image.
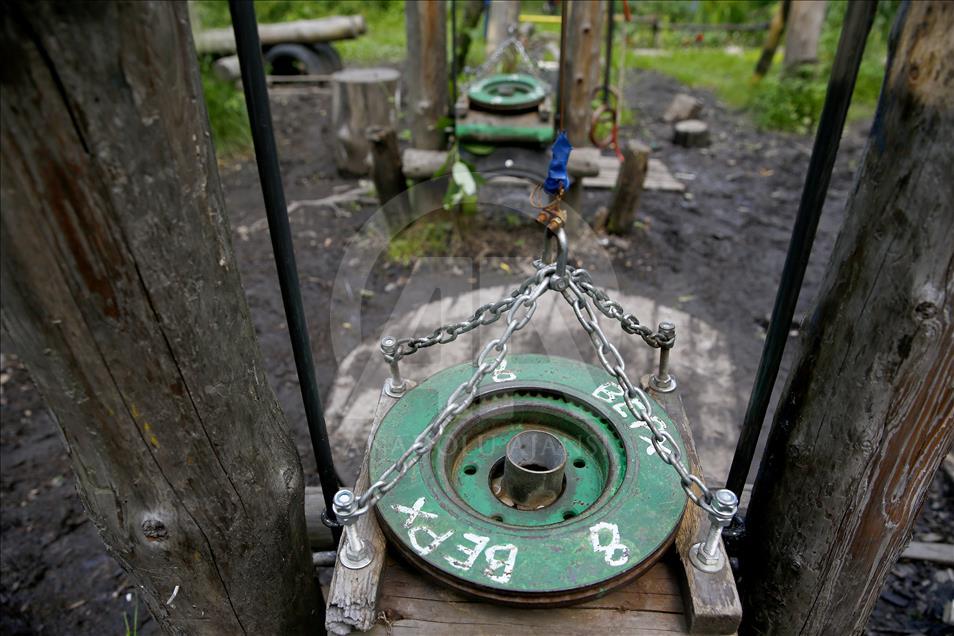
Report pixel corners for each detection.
[228,0,342,543]
[499,430,566,509]
[602,0,615,104]
[725,1,878,497]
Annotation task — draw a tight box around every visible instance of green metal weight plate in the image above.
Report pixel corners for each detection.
[467,73,548,112]
[370,354,688,605]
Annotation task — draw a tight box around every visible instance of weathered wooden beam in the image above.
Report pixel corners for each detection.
[643,378,743,634]
[325,383,412,634]
[743,3,954,633]
[0,2,317,632]
[194,16,366,55]
[405,0,448,151]
[901,542,954,567]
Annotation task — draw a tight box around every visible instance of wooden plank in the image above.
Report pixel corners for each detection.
[585,155,686,192]
[901,542,954,566]
[644,378,743,634]
[325,382,415,634]
[369,558,689,635]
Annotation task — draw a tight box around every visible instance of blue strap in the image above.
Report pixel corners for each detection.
[543,131,573,195]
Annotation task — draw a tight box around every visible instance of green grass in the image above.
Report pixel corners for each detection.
[199,58,252,159]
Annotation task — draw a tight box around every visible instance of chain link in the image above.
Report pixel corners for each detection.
[337,257,717,522]
[560,277,715,514]
[339,267,555,521]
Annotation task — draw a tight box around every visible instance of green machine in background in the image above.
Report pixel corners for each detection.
[455,33,555,146]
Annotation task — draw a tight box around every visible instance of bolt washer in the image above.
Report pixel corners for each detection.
[370,354,688,605]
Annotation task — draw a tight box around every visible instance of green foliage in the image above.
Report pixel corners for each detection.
[387,220,453,265]
[199,58,251,158]
[629,1,899,133]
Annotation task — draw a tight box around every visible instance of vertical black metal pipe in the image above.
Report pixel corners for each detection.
[603,0,615,104]
[228,0,342,542]
[726,1,878,496]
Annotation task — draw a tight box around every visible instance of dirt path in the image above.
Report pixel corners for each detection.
[1,71,949,635]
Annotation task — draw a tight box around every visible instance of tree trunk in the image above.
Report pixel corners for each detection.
[331,67,400,176]
[405,0,448,151]
[562,0,606,231]
[742,3,954,634]
[753,0,791,81]
[486,0,520,56]
[783,0,827,71]
[0,2,318,633]
[454,0,486,72]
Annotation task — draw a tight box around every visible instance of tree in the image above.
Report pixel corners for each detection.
[783,0,828,71]
[0,2,318,632]
[742,2,954,633]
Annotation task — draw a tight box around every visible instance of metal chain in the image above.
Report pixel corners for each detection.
[384,269,553,364]
[336,266,555,522]
[566,266,674,349]
[559,277,716,515]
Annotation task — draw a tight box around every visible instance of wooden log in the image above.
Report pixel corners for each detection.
[0,2,317,632]
[562,0,606,233]
[325,382,413,635]
[753,0,791,81]
[213,53,242,82]
[194,16,366,55]
[405,1,448,151]
[367,126,412,233]
[743,3,954,633]
[783,1,827,71]
[673,120,710,148]
[605,140,651,235]
[331,68,400,176]
[486,0,520,56]
[663,94,704,124]
[643,378,743,634]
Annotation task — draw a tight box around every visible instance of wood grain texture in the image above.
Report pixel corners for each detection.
[326,383,413,634]
[367,556,689,635]
[645,380,743,634]
[605,139,651,235]
[743,3,954,633]
[0,2,317,633]
[331,68,400,176]
[405,0,448,151]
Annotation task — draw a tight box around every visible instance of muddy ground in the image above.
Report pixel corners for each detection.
[1,69,951,634]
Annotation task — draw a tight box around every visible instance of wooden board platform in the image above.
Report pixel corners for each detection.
[360,554,701,635]
[584,153,687,192]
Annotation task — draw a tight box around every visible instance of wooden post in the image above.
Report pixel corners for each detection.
[562,0,606,228]
[331,68,401,176]
[405,0,448,151]
[367,126,413,233]
[753,0,791,81]
[783,0,827,71]
[454,0,486,72]
[486,0,520,56]
[604,140,650,235]
[0,2,317,633]
[742,3,954,633]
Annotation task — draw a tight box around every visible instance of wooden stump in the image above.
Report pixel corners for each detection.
[673,120,710,148]
[367,126,413,233]
[331,68,400,176]
[663,94,704,123]
[605,140,651,235]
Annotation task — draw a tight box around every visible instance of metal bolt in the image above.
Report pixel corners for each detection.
[333,489,373,570]
[689,488,738,573]
[650,322,677,392]
[380,336,407,397]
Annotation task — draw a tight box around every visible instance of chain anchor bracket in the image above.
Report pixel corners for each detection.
[381,336,407,397]
[333,489,373,569]
[688,488,738,573]
[650,321,677,393]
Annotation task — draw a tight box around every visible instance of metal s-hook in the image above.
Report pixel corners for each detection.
[542,226,568,291]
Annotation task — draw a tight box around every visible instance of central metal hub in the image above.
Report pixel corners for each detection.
[495,430,567,510]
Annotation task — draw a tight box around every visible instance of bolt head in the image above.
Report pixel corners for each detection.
[334,489,355,508]
[711,488,739,519]
[380,336,396,353]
